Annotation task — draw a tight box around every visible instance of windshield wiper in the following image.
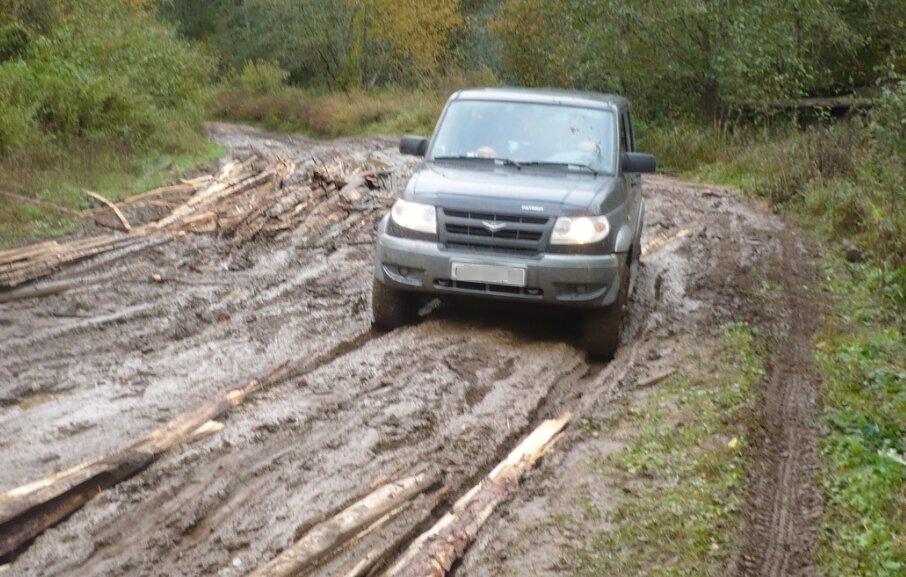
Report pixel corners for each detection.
[433,155,521,169]
[521,161,599,175]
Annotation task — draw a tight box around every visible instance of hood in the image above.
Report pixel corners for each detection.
[405,162,617,216]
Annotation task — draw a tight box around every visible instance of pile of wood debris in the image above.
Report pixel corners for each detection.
[0,156,387,288]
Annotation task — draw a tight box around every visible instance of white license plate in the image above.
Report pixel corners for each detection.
[451,262,527,287]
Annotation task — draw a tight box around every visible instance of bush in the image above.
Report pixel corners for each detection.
[237,60,289,95]
[0,1,212,157]
[643,119,905,266]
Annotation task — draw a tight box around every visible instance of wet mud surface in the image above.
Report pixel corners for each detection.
[0,124,821,576]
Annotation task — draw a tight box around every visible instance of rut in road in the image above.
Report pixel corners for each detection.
[730,228,823,577]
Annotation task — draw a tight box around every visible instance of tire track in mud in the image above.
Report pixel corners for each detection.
[0,241,379,494]
[2,127,592,576]
[15,320,588,577]
[729,229,822,577]
[457,176,797,577]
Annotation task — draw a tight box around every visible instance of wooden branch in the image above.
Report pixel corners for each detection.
[0,364,291,558]
[247,470,442,577]
[0,190,85,219]
[381,412,572,577]
[84,190,132,232]
[119,183,199,205]
[636,369,677,389]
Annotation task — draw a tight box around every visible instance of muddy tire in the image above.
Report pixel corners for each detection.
[371,278,419,330]
[581,261,629,360]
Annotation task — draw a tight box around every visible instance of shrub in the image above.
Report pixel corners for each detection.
[0,0,212,158]
[238,60,289,95]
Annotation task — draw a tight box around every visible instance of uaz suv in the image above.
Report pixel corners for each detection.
[372,87,655,358]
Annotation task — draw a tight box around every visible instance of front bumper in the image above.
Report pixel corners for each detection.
[374,217,623,308]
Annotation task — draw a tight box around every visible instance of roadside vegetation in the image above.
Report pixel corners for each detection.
[570,325,766,575]
[815,258,906,576]
[1,0,903,573]
[0,0,221,247]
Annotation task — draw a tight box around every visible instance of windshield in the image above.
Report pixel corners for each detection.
[429,100,617,174]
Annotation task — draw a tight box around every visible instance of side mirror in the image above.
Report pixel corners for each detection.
[400,135,429,157]
[621,152,656,174]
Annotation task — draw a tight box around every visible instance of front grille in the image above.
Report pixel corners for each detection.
[440,208,551,255]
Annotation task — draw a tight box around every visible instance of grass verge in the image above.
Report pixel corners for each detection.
[209,86,443,138]
[207,66,498,139]
[0,138,225,249]
[639,121,905,266]
[815,258,906,576]
[568,324,766,575]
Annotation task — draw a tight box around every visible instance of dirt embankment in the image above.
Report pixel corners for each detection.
[0,124,822,577]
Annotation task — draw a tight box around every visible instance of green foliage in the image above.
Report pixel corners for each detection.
[569,325,764,575]
[815,259,906,576]
[238,60,289,95]
[492,0,906,122]
[0,0,212,157]
[159,0,462,90]
[0,0,218,247]
[209,84,443,138]
[642,119,906,267]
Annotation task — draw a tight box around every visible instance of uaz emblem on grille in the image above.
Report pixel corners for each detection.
[481,220,507,233]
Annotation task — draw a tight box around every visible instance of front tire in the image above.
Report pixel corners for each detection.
[371,279,419,330]
[581,261,629,360]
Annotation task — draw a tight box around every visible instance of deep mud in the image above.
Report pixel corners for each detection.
[0,124,821,576]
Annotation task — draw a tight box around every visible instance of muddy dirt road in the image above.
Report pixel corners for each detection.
[0,124,821,576]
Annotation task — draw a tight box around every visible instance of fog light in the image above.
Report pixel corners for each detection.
[399,266,410,276]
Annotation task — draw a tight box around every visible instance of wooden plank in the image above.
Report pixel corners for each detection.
[381,412,572,577]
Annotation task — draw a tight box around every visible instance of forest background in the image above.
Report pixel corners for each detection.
[0,0,903,266]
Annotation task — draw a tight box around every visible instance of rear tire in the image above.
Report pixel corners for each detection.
[371,278,419,330]
[581,260,630,360]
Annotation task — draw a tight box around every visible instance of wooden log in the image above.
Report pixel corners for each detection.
[327,486,452,577]
[641,228,692,256]
[0,364,291,558]
[148,169,274,232]
[0,235,145,287]
[0,241,60,266]
[0,280,78,303]
[185,420,225,444]
[84,190,132,232]
[119,183,199,205]
[247,470,442,577]
[0,190,85,219]
[381,413,572,577]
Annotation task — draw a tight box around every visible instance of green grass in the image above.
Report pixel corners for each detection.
[639,121,905,266]
[814,258,906,577]
[568,324,766,575]
[0,137,225,249]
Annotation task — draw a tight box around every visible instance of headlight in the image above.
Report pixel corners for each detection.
[390,199,437,235]
[550,215,610,245]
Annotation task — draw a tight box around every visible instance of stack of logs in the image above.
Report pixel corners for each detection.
[0,156,386,288]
